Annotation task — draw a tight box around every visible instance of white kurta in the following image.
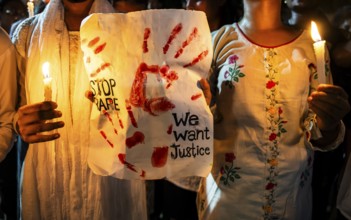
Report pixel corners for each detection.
[0,27,17,162]
[198,23,345,220]
[12,1,147,219]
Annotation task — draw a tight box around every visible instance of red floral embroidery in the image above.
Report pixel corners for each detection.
[223,54,245,89]
[265,182,276,190]
[220,152,241,186]
[228,54,239,64]
[225,152,236,162]
[269,133,277,141]
[263,48,287,219]
[266,80,276,89]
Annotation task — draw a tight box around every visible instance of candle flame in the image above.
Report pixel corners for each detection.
[311,21,322,42]
[42,62,51,79]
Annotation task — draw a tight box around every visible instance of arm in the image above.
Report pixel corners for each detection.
[12,20,64,144]
[0,32,17,162]
[307,45,350,150]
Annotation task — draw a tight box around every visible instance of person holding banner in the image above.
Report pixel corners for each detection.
[197,0,350,219]
[12,0,147,219]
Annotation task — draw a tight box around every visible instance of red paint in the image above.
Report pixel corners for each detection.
[101,63,110,70]
[126,131,145,148]
[94,42,107,54]
[125,100,138,128]
[118,153,137,172]
[165,70,178,84]
[191,93,202,101]
[174,28,198,58]
[99,130,114,148]
[140,170,146,178]
[115,111,124,129]
[163,23,183,54]
[103,110,114,125]
[143,28,151,53]
[102,110,118,135]
[129,63,177,115]
[160,65,169,75]
[100,130,107,139]
[130,63,158,108]
[144,97,175,116]
[118,153,146,177]
[90,62,111,78]
[167,124,173,134]
[183,50,209,68]
[88,36,100,47]
[119,119,124,129]
[159,65,178,89]
[151,146,169,168]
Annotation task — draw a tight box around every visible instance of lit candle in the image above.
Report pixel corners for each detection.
[27,0,34,18]
[42,62,52,101]
[311,21,327,84]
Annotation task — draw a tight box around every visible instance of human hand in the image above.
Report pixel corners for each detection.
[199,78,211,106]
[308,84,350,131]
[17,101,64,143]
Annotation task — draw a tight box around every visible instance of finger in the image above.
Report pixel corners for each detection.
[308,97,349,126]
[309,101,337,123]
[23,132,61,144]
[18,110,62,126]
[85,90,95,103]
[19,121,65,136]
[317,84,349,99]
[309,97,348,118]
[309,92,350,113]
[18,101,58,116]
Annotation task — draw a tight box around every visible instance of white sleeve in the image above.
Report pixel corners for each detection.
[0,32,17,162]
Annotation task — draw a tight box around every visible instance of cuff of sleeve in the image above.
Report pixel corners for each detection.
[12,112,19,134]
[311,121,346,152]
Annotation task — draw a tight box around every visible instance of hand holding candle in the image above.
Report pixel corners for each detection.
[42,62,52,101]
[311,21,327,84]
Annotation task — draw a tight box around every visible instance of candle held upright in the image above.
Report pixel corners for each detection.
[42,62,52,101]
[311,21,327,84]
[27,0,34,18]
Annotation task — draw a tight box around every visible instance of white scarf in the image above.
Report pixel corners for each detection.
[24,0,114,139]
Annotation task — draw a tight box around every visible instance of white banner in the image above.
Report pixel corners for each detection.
[80,10,213,179]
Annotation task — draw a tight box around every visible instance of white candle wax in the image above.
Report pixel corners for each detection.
[312,40,326,84]
[42,62,52,101]
[27,0,34,18]
[311,21,327,84]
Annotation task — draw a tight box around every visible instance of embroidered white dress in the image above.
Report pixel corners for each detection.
[12,0,147,219]
[197,23,345,220]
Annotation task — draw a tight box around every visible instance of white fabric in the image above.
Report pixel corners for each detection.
[0,27,17,162]
[198,23,345,220]
[337,153,351,219]
[12,0,147,219]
